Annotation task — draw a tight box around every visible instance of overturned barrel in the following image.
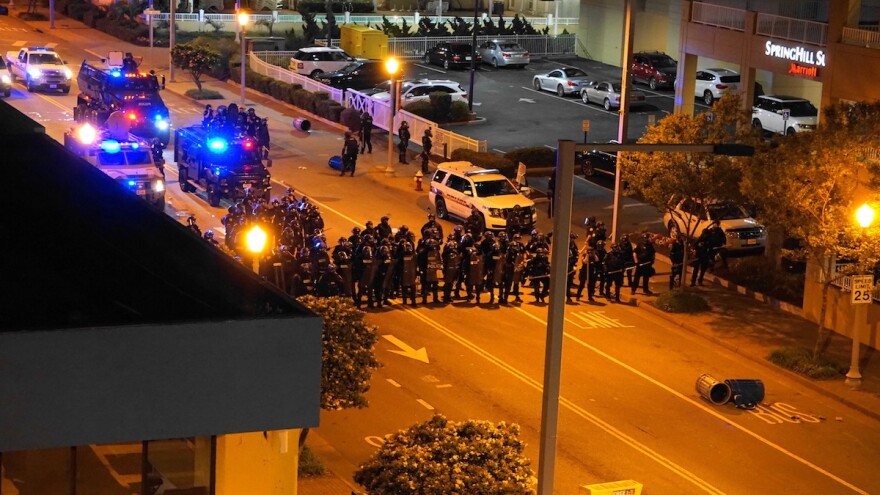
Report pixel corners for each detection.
[696,374,732,405]
[725,379,765,409]
[292,117,311,132]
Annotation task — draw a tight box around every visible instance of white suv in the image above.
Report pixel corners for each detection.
[370,79,468,105]
[288,47,357,78]
[694,68,739,105]
[663,198,767,254]
[429,162,536,231]
[752,95,818,135]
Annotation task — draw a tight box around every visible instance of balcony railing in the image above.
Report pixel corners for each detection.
[756,12,827,46]
[691,2,746,31]
[842,26,880,49]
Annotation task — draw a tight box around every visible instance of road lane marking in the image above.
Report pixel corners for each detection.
[416,398,435,410]
[386,378,402,388]
[520,86,619,116]
[513,306,869,495]
[400,305,724,495]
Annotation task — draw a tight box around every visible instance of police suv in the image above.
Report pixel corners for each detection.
[63,114,166,208]
[74,51,170,146]
[429,161,536,231]
[175,125,272,207]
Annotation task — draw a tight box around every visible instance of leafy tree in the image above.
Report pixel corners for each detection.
[446,16,473,36]
[618,93,759,285]
[416,18,450,37]
[171,42,221,93]
[255,17,276,36]
[510,14,538,35]
[354,415,534,495]
[300,10,322,43]
[741,101,880,356]
[298,295,381,411]
[373,16,413,37]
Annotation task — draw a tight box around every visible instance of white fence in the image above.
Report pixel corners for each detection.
[148,12,578,27]
[388,34,576,58]
[249,51,345,104]
[828,261,880,303]
[756,12,827,46]
[843,26,880,48]
[691,2,746,31]
[251,51,486,155]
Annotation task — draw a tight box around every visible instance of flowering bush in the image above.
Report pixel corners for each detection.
[354,415,535,495]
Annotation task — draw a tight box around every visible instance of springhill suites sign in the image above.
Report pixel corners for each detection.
[765,41,826,67]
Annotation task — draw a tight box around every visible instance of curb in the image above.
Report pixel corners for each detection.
[634,298,880,422]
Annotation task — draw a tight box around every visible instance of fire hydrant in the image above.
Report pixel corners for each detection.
[414,170,423,191]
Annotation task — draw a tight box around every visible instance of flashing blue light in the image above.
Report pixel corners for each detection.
[130,142,139,149]
[155,119,170,131]
[100,140,121,153]
[127,180,137,187]
[207,137,228,153]
[110,70,122,77]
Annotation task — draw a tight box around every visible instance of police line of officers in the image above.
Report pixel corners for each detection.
[193,189,671,307]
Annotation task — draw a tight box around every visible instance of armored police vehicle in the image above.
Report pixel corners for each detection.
[74,51,170,146]
[174,125,272,207]
[63,113,166,208]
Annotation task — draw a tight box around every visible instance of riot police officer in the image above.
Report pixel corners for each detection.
[604,243,625,302]
[526,247,550,303]
[632,233,656,295]
[399,242,418,306]
[463,245,485,303]
[442,240,462,302]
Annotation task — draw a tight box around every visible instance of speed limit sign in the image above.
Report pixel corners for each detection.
[852,275,874,304]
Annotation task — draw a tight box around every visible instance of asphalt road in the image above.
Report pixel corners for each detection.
[5,14,879,495]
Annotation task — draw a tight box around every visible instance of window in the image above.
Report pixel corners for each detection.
[474,179,517,197]
[696,71,710,81]
[563,68,587,77]
[548,70,562,78]
[446,175,470,193]
[432,170,447,183]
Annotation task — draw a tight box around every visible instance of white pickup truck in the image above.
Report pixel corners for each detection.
[5,46,73,94]
[0,56,11,97]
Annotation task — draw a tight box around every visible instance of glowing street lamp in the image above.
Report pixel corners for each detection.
[385,57,402,176]
[239,12,250,107]
[846,202,875,386]
[245,224,267,275]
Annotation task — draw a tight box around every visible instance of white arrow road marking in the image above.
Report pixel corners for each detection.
[382,334,430,363]
[518,98,536,103]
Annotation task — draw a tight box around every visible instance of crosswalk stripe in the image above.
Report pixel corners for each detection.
[12,40,26,47]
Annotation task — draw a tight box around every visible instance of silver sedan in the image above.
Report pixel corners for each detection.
[478,41,530,69]
[532,67,590,97]
[580,80,647,110]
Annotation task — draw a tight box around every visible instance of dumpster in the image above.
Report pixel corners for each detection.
[579,480,643,495]
[725,379,765,409]
[340,25,389,59]
[695,373,731,405]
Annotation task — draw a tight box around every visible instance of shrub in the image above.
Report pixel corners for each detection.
[449,149,515,176]
[768,347,843,379]
[298,445,325,477]
[428,92,453,121]
[291,88,316,113]
[184,89,224,99]
[324,102,344,122]
[286,83,304,104]
[298,0,374,13]
[504,146,556,167]
[402,100,434,120]
[340,107,363,131]
[653,290,710,313]
[722,256,804,306]
[191,36,238,80]
[448,100,472,122]
[269,79,288,100]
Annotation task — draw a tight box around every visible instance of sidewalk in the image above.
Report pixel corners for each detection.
[18,11,880,493]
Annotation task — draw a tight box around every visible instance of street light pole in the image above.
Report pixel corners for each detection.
[846,203,876,386]
[385,58,400,176]
[169,0,176,82]
[610,0,634,242]
[467,0,479,112]
[239,12,250,108]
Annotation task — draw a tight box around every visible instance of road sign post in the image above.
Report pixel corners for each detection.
[781,108,791,135]
[582,119,590,144]
[846,274,875,386]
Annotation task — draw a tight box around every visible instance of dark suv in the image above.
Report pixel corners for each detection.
[631,51,677,90]
[423,42,481,69]
[316,60,389,91]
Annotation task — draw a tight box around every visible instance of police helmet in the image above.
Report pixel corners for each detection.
[596,240,606,249]
[325,263,337,272]
[484,231,494,239]
[513,233,522,240]
[204,230,214,240]
[366,220,374,228]
[187,215,197,226]
[453,225,463,234]
[381,215,390,222]
[338,237,347,244]
[570,233,579,240]
[497,232,508,240]
[642,233,651,240]
[352,226,361,235]
[425,128,433,136]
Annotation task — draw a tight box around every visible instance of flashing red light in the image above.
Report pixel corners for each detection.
[127,112,138,121]
[243,140,254,150]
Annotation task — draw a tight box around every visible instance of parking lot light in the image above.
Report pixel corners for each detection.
[385,58,401,176]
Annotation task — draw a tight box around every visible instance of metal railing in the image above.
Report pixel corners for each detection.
[249,51,345,103]
[691,2,746,31]
[843,26,880,48]
[755,12,827,46]
[146,12,577,26]
[388,34,576,58]
[828,261,880,303]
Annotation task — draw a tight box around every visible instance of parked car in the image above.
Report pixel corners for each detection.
[288,47,358,78]
[580,80,646,110]
[631,51,677,90]
[477,40,529,69]
[370,79,467,105]
[423,42,481,70]
[532,67,590,97]
[663,198,767,254]
[695,68,740,105]
[576,140,619,178]
[751,95,818,135]
[316,60,389,91]
[429,161,536,231]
